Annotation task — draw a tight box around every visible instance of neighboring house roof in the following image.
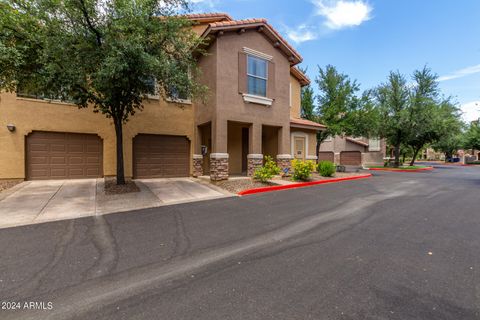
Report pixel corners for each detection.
[346,137,369,147]
[185,12,233,23]
[290,67,310,86]
[200,18,303,65]
[290,118,326,130]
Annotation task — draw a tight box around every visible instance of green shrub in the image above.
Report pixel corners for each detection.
[253,166,273,182]
[252,156,281,183]
[264,155,281,175]
[291,159,314,181]
[317,161,336,177]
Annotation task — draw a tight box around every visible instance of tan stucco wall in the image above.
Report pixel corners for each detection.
[0,92,194,179]
[290,129,317,158]
[213,30,291,155]
[319,136,386,165]
[290,75,302,119]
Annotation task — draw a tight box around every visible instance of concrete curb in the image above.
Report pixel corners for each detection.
[238,174,373,196]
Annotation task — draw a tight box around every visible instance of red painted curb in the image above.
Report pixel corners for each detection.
[367,166,433,172]
[237,174,373,196]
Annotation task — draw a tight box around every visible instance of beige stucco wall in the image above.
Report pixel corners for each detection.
[320,136,386,165]
[290,129,317,158]
[0,92,194,179]
[213,30,291,155]
[290,75,302,120]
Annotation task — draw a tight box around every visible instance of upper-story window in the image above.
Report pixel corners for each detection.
[247,55,268,97]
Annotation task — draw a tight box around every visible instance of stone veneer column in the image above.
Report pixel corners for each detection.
[210,153,229,181]
[192,154,204,177]
[247,154,263,177]
[276,154,293,176]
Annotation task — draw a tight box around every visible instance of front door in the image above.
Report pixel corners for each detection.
[294,137,306,161]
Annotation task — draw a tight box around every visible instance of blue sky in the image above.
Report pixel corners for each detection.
[191,0,480,122]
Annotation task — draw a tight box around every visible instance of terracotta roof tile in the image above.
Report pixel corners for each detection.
[185,13,233,21]
[290,118,326,129]
[291,67,311,86]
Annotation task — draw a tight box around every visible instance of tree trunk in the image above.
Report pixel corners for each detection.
[402,152,406,164]
[409,147,420,167]
[114,118,126,185]
[316,139,321,164]
[394,144,401,168]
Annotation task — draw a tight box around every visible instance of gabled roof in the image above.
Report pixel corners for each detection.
[346,137,369,147]
[199,17,303,65]
[290,118,326,130]
[291,67,311,86]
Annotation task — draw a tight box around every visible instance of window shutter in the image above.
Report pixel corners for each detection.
[238,52,247,94]
[267,60,275,98]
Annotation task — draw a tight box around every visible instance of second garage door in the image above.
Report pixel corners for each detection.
[133,134,190,178]
[340,151,362,166]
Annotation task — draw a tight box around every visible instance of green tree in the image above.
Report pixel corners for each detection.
[432,133,464,160]
[0,0,206,184]
[300,84,315,120]
[404,68,462,166]
[314,65,374,159]
[375,71,411,167]
[464,121,480,151]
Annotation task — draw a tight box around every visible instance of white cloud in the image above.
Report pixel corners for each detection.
[461,101,480,122]
[438,64,480,82]
[285,0,372,44]
[286,25,317,44]
[312,0,372,30]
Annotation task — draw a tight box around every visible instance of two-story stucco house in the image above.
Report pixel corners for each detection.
[0,13,323,182]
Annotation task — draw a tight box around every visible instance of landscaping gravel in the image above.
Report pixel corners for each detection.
[213,179,276,194]
[104,178,140,195]
[0,180,22,193]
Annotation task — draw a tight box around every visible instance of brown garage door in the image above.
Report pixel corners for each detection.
[133,134,190,178]
[318,152,334,162]
[26,131,103,180]
[340,151,362,166]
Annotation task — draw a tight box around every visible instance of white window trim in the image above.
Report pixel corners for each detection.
[242,93,273,106]
[243,47,273,61]
[291,131,309,157]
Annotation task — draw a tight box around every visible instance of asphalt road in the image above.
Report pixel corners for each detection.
[1,164,480,320]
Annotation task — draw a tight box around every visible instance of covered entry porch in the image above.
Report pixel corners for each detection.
[194,120,292,181]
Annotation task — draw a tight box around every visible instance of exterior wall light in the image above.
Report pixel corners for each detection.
[6,124,15,132]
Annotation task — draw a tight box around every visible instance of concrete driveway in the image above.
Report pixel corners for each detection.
[0,178,229,229]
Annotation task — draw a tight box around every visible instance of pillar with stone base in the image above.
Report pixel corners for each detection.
[276,154,293,176]
[247,154,263,177]
[192,154,204,177]
[210,153,229,181]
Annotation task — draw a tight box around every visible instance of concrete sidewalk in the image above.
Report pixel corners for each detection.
[0,178,231,229]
